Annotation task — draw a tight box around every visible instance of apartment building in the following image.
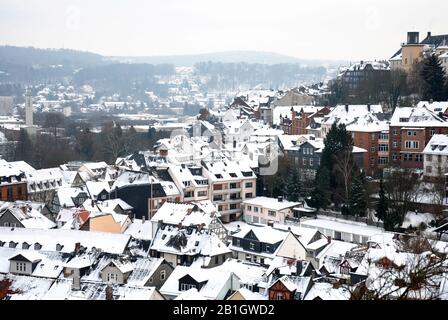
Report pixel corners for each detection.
[423,134,448,178]
[202,160,256,222]
[168,164,210,202]
[389,106,448,170]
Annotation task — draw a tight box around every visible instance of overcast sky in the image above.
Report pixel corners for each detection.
[0,0,446,61]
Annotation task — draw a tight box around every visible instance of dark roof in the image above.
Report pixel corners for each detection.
[420,34,448,47]
[391,34,448,59]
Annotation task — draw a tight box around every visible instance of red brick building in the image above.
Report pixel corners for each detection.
[389,106,448,170]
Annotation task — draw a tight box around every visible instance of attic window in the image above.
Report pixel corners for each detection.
[34,243,42,250]
[9,241,17,248]
[22,242,30,249]
[229,173,237,178]
[431,145,438,151]
[399,117,409,122]
[195,241,199,247]
[56,244,63,251]
[215,174,223,179]
[162,234,167,240]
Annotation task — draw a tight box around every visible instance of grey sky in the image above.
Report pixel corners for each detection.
[0,0,446,61]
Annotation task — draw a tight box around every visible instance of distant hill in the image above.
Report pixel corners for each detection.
[108,51,346,67]
[0,46,105,68]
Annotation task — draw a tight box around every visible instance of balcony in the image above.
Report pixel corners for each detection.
[220,208,242,215]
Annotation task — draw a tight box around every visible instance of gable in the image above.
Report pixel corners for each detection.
[276,232,307,260]
[244,230,259,241]
[269,279,292,293]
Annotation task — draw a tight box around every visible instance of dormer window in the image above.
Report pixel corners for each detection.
[34,243,42,250]
[22,242,30,249]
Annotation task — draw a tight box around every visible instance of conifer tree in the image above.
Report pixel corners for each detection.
[420,54,447,101]
[375,179,388,222]
[349,172,367,217]
[285,168,301,202]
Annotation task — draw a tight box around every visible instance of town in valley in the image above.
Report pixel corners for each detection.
[0,1,448,302]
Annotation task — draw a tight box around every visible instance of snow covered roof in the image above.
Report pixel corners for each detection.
[423,134,448,155]
[0,226,131,254]
[322,104,383,127]
[86,181,111,198]
[160,265,239,300]
[229,288,268,300]
[0,248,69,279]
[401,211,435,229]
[151,225,229,257]
[232,224,287,244]
[124,219,152,241]
[0,202,56,229]
[345,113,390,133]
[300,216,385,239]
[304,282,351,300]
[390,105,448,127]
[243,197,301,211]
[416,101,448,114]
[174,288,207,300]
[203,160,255,181]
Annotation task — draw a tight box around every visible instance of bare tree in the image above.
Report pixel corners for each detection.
[333,148,355,205]
[350,234,448,300]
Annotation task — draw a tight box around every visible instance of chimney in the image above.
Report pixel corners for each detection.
[367,104,371,112]
[345,104,349,112]
[327,236,332,244]
[267,220,274,227]
[72,274,81,290]
[74,242,81,255]
[296,260,303,276]
[105,285,113,300]
[429,99,434,104]
[142,215,146,224]
[427,31,432,39]
[278,196,283,202]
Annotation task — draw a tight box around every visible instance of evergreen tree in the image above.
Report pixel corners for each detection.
[271,175,285,198]
[285,168,301,202]
[308,166,330,210]
[15,129,34,164]
[420,54,447,101]
[76,127,95,161]
[349,172,367,217]
[375,179,388,222]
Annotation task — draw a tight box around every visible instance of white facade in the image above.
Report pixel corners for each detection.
[423,134,448,177]
[243,197,301,224]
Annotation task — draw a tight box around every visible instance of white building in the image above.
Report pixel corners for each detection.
[423,134,448,177]
[243,196,302,224]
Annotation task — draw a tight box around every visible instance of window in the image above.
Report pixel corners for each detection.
[268,210,276,217]
[302,158,306,166]
[276,292,285,300]
[218,205,223,211]
[393,141,398,148]
[371,133,376,140]
[4,222,9,227]
[405,141,419,149]
[16,262,26,272]
[245,182,253,188]
[107,273,118,283]
[392,153,398,161]
[245,193,253,198]
[247,205,252,211]
[407,130,417,136]
[393,129,398,135]
[266,245,270,252]
[236,239,241,246]
[309,158,314,166]
[254,207,259,213]
[379,133,389,140]
[160,270,166,281]
[378,157,388,165]
[426,166,432,173]
[426,154,432,161]
[250,243,255,250]
[180,283,196,291]
[230,204,237,210]
[379,144,389,152]
[416,154,423,162]
[438,155,442,162]
[149,277,153,283]
[197,191,207,197]
[430,129,436,136]
[370,147,375,152]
